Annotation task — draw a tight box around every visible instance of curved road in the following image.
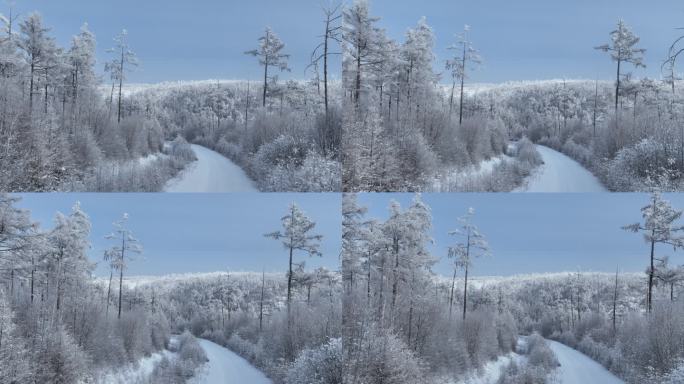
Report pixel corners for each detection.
[547,339,624,384]
[521,145,606,192]
[165,145,257,192]
[191,338,272,384]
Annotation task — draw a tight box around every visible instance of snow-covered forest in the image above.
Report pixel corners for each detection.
[0,193,187,383]
[341,0,684,192]
[126,77,342,192]
[0,193,341,383]
[341,192,684,383]
[0,3,342,192]
[0,10,201,192]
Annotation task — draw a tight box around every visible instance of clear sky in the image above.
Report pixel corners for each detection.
[357,193,684,278]
[367,0,683,83]
[6,1,683,83]
[15,193,342,277]
[5,0,341,83]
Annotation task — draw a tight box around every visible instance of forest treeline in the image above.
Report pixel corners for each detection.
[0,4,342,192]
[0,194,176,383]
[341,192,684,383]
[0,12,201,191]
[341,0,684,192]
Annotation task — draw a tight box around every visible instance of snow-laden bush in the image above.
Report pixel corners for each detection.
[601,138,682,191]
[497,334,558,384]
[345,325,426,384]
[497,360,549,384]
[250,137,341,191]
[285,338,342,384]
[562,138,594,167]
[177,331,208,366]
[526,334,559,370]
[516,137,543,166]
[147,332,207,384]
[168,136,197,162]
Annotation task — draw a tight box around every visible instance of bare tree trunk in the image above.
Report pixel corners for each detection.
[448,267,457,319]
[612,267,618,333]
[459,42,466,125]
[259,269,265,332]
[462,264,469,321]
[117,47,124,124]
[648,234,655,313]
[245,81,250,131]
[106,268,113,315]
[593,79,598,138]
[118,235,126,319]
[262,60,268,107]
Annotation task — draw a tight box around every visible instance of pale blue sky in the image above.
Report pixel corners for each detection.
[357,193,684,277]
[6,1,683,83]
[7,0,341,83]
[369,0,684,83]
[15,193,342,277]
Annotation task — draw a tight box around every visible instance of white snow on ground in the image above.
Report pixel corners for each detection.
[546,339,624,384]
[191,338,272,384]
[164,144,257,192]
[518,145,606,192]
[92,349,174,384]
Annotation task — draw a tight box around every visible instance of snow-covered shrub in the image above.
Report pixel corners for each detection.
[498,334,558,384]
[526,334,559,370]
[177,331,208,366]
[463,311,500,367]
[285,338,342,384]
[345,325,426,384]
[261,150,341,192]
[167,136,197,162]
[34,326,90,384]
[458,117,495,164]
[516,137,543,166]
[602,138,680,191]
[147,333,207,384]
[497,360,549,384]
[496,311,519,354]
[118,310,156,362]
[562,138,594,167]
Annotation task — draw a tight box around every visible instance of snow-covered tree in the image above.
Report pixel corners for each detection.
[595,19,646,116]
[106,29,138,124]
[448,207,490,320]
[623,192,684,312]
[245,27,290,107]
[446,24,481,125]
[105,213,142,319]
[17,12,53,115]
[265,203,322,309]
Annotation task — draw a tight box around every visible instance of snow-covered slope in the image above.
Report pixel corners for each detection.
[164,144,257,192]
[547,339,624,384]
[519,145,606,192]
[191,339,272,384]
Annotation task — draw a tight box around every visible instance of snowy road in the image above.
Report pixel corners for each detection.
[191,338,272,384]
[520,145,606,192]
[164,144,257,192]
[547,339,624,384]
